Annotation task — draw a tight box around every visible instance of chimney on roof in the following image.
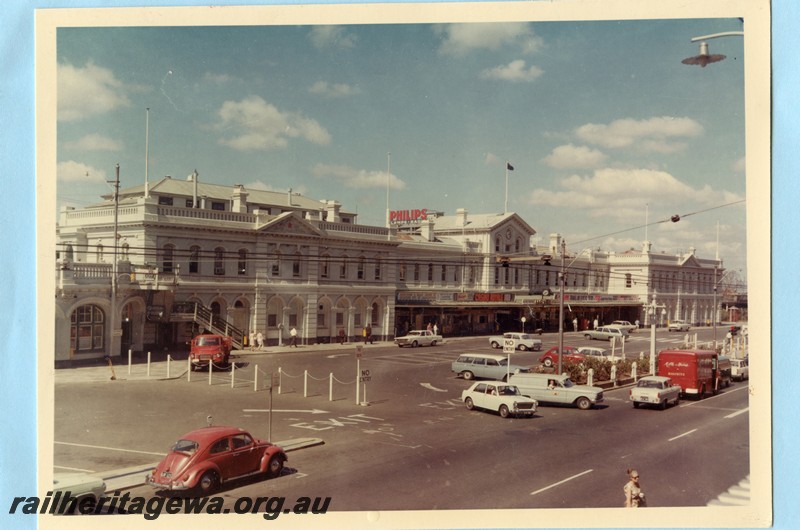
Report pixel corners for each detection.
[187,170,199,208]
[456,208,468,227]
[231,184,248,213]
[550,233,562,256]
[325,200,341,222]
[420,218,435,241]
[287,188,293,206]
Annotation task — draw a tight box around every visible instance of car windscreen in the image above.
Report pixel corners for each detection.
[196,337,220,346]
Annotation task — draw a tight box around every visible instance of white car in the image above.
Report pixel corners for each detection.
[629,376,681,409]
[609,320,638,333]
[577,346,616,360]
[394,330,442,347]
[668,320,691,332]
[53,472,107,514]
[731,358,749,381]
[461,381,538,418]
[488,332,542,351]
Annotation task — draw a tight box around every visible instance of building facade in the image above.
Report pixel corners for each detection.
[54,175,728,364]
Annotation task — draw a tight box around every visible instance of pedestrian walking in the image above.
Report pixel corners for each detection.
[290,327,298,347]
[624,469,645,508]
[433,323,438,336]
[572,318,579,332]
[248,330,256,351]
[593,318,599,330]
[426,322,432,332]
[256,330,264,350]
[365,324,373,344]
[635,319,640,329]
[338,328,346,345]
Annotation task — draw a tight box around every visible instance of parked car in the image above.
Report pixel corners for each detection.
[489,332,542,351]
[53,472,107,514]
[583,326,630,342]
[609,320,638,333]
[509,373,604,410]
[451,353,531,381]
[461,381,538,418]
[189,334,233,370]
[538,346,585,368]
[394,330,442,348]
[577,346,616,360]
[629,375,681,409]
[730,357,749,381]
[668,320,691,332]
[146,426,287,494]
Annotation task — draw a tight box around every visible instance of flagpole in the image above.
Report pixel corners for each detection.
[504,161,509,214]
[386,152,391,228]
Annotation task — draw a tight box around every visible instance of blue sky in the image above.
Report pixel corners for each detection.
[56,17,747,276]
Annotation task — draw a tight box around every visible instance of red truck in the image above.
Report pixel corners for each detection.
[189,334,233,370]
[657,349,723,399]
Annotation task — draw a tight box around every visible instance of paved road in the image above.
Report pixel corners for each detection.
[52,330,749,513]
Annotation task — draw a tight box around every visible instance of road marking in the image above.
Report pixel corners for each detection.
[725,407,749,418]
[530,469,593,496]
[679,385,749,407]
[54,464,96,473]
[243,408,330,414]
[420,383,448,392]
[55,441,164,457]
[668,428,697,442]
[326,353,350,359]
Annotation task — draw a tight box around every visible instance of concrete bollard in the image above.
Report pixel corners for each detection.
[610,364,617,388]
[632,361,638,383]
[587,368,594,387]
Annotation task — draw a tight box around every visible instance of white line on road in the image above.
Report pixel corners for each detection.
[725,407,749,418]
[530,469,593,496]
[420,383,448,392]
[55,441,164,457]
[668,429,698,442]
[54,464,96,473]
[242,408,330,414]
[679,384,749,407]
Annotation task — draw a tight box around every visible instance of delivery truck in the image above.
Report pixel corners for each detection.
[657,349,723,399]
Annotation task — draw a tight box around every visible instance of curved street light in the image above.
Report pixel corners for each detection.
[682,31,744,67]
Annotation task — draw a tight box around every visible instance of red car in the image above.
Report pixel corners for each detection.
[538,346,585,368]
[146,426,286,494]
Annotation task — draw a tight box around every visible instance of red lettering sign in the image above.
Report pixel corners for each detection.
[389,209,428,223]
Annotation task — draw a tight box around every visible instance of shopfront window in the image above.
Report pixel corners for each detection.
[70,305,105,353]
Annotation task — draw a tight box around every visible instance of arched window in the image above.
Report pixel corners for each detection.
[238,249,248,275]
[189,246,200,274]
[357,257,365,280]
[320,254,330,279]
[214,247,225,276]
[271,251,281,277]
[374,258,382,280]
[65,244,74,261]
[70,304,105,353]
[293,252,302,278]
[96,243,104,263]
[162,244,175,273]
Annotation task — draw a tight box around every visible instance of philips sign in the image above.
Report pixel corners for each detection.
[389,209,428,223]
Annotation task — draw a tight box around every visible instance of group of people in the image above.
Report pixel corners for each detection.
[247,330,264,351]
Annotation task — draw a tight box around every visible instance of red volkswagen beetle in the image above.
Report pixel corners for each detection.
[146,426,287,494]
[538,346,585,368]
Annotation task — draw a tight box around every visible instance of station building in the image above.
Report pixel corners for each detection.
[54,174,726,364]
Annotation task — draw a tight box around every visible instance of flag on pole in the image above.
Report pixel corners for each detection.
[506,162,514,171]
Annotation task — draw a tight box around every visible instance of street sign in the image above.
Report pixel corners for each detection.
[359,369,371,383]
[356,345,363,359]
[503,338,515,354]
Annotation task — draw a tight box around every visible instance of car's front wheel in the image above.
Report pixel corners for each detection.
[197,470,219,495]
[576,397,592,410]
[499,404,510,418]
[411,341,418,348]
[584,334,592,340]
[430,340,437,346]
[266,454,285,477]
[462,371,474,381]
[465,397,474,410]
[490,341,500,349]
[632,401,640,408]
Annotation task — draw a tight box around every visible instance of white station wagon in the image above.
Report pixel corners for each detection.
[461,381,538,418]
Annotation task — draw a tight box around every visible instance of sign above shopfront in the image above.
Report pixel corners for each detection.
[389,209,428,224]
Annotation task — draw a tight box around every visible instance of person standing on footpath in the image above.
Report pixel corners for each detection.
[249,330,256,351]
[365,324,373,344]
[289,327,298,347]
[572,317,579,332]
[624,469,645,507]
[256,330,264,350]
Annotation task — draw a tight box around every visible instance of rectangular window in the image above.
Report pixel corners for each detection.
[427,264,433,282]
[357,259,365,280]
[293,259,301,277]
[289,314,298,327]
[413,264,420,281]
[339,259,347,279]
[185,199,194,207]
[158,196,173,206]
[211,201,225,211]
[321,258,329,278]
[441,265,446,282]
[317,313,326,328]
[336,312,344,326]
[374,260,381,280]
[267,314,277,327]
[399,264,406,281]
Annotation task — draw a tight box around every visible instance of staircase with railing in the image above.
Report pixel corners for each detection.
[171,302,245,350]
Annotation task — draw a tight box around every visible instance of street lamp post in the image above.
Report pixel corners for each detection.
[521,316,526,334]
[557,239,566,374]
[682,31,744,67]
[646,294,666,376]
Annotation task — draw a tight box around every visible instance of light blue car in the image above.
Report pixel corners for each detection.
[451,353,530,381]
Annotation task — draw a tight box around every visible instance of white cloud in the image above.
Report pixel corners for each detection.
[214,95,331,151]
[435,23,542,56]
[542,144,607,169]
[58,61,144,122]
[527,167,741,221]
[309,26,357,50]
[480,59,543,82]
[308,81,361,99]
[203,72,235,84]
[312,163,406,190]
[57,160,108,184]
[575,116,704,152]
[63,134,123,152]
[243,181,309,196]
[731,156,746,172]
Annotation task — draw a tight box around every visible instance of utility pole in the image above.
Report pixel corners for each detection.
[110,164,121,358]
[557,238,566,374]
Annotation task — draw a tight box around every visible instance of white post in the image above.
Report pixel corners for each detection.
[254,364,258,392]
[587,368,594,387]
[128,349,132,374]
[209,358,213,385]
[356,358,361,405]
[147,351,151,377]
[304,370,308,398]
[278,367,282,395]
[231,362,235,388]
[621,336,626,359]
[649,322,656,376]
[187,357,191,382]
[167,355,171,379]
[632,361,638,383]
[329,373,333,402]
